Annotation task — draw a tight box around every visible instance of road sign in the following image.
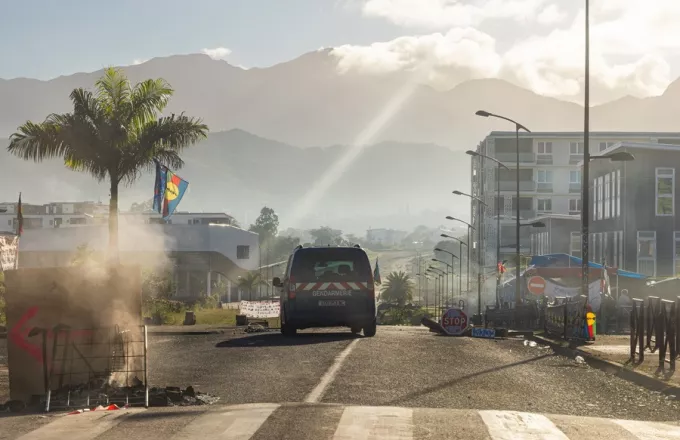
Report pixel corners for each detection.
[441,308,468,336]
[527,276,546,295]
[471,327,496,339]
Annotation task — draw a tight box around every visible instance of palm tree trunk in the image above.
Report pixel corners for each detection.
[108,176,119,264]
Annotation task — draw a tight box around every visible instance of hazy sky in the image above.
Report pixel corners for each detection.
[2,0,680,104]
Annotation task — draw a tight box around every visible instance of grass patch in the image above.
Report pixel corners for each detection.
[163,308,280,327]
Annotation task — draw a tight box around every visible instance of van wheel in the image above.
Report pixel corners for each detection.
[350,326,361,334]
[363,320,377,337]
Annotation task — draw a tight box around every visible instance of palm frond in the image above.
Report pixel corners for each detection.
[127,78,173,129]
[96,67,131,119]
[7,121,65,161]
[117,113,208,185]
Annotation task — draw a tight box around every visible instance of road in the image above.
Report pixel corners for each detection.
[3,326,680,439]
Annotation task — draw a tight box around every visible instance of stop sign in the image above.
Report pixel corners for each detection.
[441,308,468,335]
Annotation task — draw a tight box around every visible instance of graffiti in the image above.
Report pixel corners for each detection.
[9,306,93,365]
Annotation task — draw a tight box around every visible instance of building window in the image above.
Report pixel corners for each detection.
[570,170,581,183]
[593,177,598,222]
[570,232,581,257]
[537,198,552,213]
[616,169,621,217]
[537,142,553,154]
[236,245,250,260]
[637,231,656,277]
[617,231,624,270]
[569,198,581,215]
[675,232,680,276]
[570,142,584,154]
[612,231,618,268]
[604,173,611,219]
[537,169,553,192]
[656,167,674,216]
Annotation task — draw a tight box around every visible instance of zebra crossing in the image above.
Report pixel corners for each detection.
[7,402,680,440]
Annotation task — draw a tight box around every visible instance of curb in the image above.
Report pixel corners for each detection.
[530,334,680,396]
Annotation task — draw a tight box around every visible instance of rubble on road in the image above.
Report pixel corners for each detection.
[0,378,220,413]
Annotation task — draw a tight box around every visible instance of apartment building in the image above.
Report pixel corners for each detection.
[470,131,680,277]
[0,200,237,233]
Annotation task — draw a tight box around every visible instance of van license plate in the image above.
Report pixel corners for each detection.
[319,300,346,307]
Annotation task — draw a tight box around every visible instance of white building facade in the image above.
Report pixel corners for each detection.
[470,131,680,302]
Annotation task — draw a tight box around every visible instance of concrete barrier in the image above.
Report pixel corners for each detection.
[4,265,142,402]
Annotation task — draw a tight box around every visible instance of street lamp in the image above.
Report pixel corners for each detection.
[435,246,462,300]
[475,110,531,307]
[416,272,430,310]
[429,266,446,318]
[432,258,455,309]
[444,217,475,308]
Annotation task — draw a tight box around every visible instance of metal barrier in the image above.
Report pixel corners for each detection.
[32,325,149,412]
[629,296,679,372]
[544,295,592,341]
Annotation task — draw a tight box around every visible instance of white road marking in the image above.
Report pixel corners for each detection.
[16,409,144,440]
[305,338,361,403]
[614,419,680,440]
[333,406,413,440]
[173,404,279,440]
[479,410,570,440]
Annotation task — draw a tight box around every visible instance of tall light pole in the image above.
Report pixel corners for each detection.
[435,246,461,299]
[475,111,531,306]
[445,216,480,315]
[581,0,591,300]
[462,155,510,309]
[416,272,430,311]
[429,266,446,318]
[432,258,454,309]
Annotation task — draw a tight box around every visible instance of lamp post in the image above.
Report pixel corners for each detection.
[416,272,430,310]
[475,111,531,306]
[435,246,461,299]
[432,258,454,310]
[462,155,510,309]
[445,216,481,315]
[429,266,446,318]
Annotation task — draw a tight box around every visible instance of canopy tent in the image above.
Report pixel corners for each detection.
[529,253,646,279]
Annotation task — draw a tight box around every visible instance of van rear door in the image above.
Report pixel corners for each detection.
[289,248,375,314]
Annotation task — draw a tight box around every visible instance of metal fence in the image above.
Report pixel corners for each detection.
[543,295,593,341]
[629,296,679,372]
[30,324,149,412]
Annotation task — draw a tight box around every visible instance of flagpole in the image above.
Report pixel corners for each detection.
[15,192,22,270]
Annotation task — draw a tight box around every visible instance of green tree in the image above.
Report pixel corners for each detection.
[130,199,154,213]
[238,272,269,301]
[7,68,208,261]
[249,207,279,246]
[309,226,345,246]
[380,271,414,306]
[271,235,300,262]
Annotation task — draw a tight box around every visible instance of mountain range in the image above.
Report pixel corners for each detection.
[2,50,680,232]
[0,129,464,234]
[3,50,680,149]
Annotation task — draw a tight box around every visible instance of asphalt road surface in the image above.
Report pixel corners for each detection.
[3,325,680,439]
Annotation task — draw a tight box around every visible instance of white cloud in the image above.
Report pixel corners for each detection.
[536,4,567,25]
[201,47,232,60]
[132,59,147,65]
[333,1,680,103]
[361,0,559,29]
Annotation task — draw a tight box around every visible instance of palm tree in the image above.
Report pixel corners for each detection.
[7,68,208,261]
[380,271,414,306]
[237,272,269,301]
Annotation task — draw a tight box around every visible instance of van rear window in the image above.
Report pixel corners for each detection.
[291,248,371,282]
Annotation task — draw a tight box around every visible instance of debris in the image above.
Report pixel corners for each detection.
[575,355,586,364]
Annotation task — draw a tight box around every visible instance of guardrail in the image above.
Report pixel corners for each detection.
[630,296,679,372]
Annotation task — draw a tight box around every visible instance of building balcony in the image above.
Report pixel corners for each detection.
[499,181,536,191]
[536,155,553,165]
[494,152,536,164]
[536,183,553,193]
[569,183,581,193]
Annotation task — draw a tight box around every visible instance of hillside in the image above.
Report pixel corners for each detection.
[0,130,466,233]
[3,51,679,149]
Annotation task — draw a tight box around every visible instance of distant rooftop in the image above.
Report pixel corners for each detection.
[486,131,680,139]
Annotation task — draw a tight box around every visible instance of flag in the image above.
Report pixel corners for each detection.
[497,261,506,274]
[16,192,23,236]
[373,257,382,284]
[152,160,168,214]
[162,169,189,220]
